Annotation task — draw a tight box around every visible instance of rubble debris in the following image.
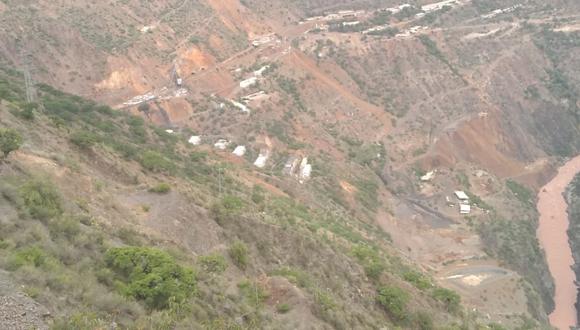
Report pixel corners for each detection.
[251,34,276,47]
[123,92,156,106]
[140,25,155,33]
[214,139,231,150]
[421,171,435,182]
[253,65,270,77]
[282,155,312,182]
[283,156,300,175]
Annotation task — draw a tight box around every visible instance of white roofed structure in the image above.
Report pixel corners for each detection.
[454,191,469,200]
[188,136,201,145]
[232,146,246,157]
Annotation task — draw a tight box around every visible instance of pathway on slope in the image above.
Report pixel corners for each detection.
[537,155,580,330]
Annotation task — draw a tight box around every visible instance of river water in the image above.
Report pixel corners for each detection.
[537,156,580,329]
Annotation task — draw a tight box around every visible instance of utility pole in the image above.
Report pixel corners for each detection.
[21,51,43,111]
[23,59,35,104]
[218,167,223,196]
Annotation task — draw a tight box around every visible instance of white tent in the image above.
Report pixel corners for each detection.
[188,136,201,145]
[232,146,246,157]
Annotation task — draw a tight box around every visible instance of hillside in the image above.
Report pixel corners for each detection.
[1,0,580,329]
[0,67,475,328]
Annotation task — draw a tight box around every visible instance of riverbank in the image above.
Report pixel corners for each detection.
[565,173,580,327]
[537,156,580,329]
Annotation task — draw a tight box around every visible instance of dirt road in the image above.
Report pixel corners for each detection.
[537,155,580,329]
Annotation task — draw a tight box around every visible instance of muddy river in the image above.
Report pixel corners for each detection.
[537,156,580,329]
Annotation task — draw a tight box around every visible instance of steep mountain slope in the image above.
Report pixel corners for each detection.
[1,0,580,328]
[0,67,473,328]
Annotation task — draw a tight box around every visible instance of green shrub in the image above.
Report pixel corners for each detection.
[354,179,379,211]
[228,241,248,270]
[403,270,432,290]
[211,195,245,224]
[149,183,171,194]
[270,267,312,288]
[238,280,268,306]
[70,131,99,149]
[139,151,175,173]
[8,246,50,270]
[104,247,196,310]
[0,128,22,158]
[314,289,336,311]
[20,179,63,220]
[413,311,434,330]
[251,185,265,204]
[432,288,461,313]
[52,312,107,329]
[197,253,227,274]
[352,244,385,280]
[277,303,291,314]
[12,103,36,120]
[377,285,409,321]
[48,215,81,240]
[506,180,534,205]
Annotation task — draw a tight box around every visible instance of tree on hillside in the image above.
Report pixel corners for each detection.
[0,128,22,158]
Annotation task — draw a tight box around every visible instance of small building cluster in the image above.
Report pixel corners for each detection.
[454,191,471,215]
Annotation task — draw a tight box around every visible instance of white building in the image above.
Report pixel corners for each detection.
[455,191,471,214]
[342,21,361,27]
[232,146,246,157]
[254,153,269,168]
[422,0,457,13]
[231,100,251,113]
[242,91,266,103]
[188,135,201,146]
[299,157,312,181]
[460,204,471,214]
[239,77,258,89]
